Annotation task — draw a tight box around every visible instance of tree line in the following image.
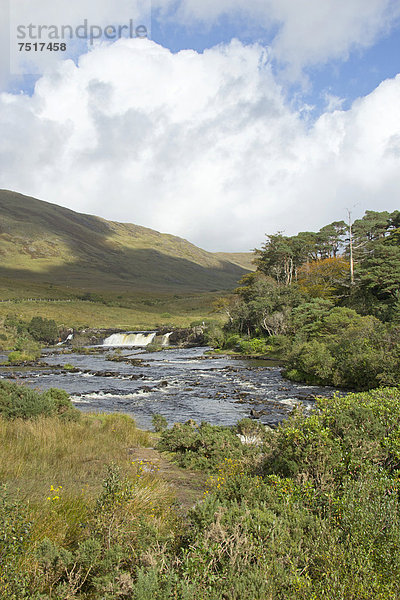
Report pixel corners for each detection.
[211,209,400,389]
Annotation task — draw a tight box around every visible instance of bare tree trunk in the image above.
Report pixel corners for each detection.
[347,209,355,286]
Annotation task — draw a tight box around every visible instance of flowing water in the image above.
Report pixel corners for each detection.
[0,344,340,430]
[103,332,158,347]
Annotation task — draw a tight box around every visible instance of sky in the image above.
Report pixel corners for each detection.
[0,0,400,251]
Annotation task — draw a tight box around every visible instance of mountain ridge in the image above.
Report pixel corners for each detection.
[0,189,249,292]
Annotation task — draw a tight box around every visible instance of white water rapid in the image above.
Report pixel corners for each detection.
[103,332,157,347]
[162,332,173,346]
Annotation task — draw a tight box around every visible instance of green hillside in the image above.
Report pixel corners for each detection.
[0,190,248,293]
[214,252,256,271]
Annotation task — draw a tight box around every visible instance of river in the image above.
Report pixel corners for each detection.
[0,345,340,430]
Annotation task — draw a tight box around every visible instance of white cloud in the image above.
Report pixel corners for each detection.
[0,39,399,251]
[323,93,345,112]
[2,0,399,84]
[155,0,400,73]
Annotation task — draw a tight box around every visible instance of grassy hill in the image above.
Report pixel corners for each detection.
[0,190,248,294]
[214,252,256,271]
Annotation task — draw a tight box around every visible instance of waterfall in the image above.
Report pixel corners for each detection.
[162,332,173,346]
[57,333,74,346]
[103,332,157,347]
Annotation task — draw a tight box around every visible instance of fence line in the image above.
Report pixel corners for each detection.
[0,298,74,303]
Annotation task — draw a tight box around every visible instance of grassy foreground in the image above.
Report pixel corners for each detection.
[2,381,400,599]
[0,410,180,600]
[0,414,150,499]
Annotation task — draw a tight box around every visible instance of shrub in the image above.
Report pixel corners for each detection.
[7,337,42,363]
[238,338,269,354]
[223,334,241,350]
[331,336,389,389]
[285,339,335,385]
[152,414,168,432]
[203,324,225,348]
[28,316,59,344]
[157,421,254,470]
[44,388,81,421]
[0,381,80,421]
[3,315,28,335]
[264,387,400,483]
[236,418,266,440]
[63,363,80,372]
[145,344,162,353]
[7,351,25,364]
[2,389,400,598]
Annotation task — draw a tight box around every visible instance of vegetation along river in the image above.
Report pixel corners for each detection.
[0,343,340,430]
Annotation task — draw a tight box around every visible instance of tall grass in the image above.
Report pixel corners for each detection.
[0,413,181,599]
[0,413,150,499]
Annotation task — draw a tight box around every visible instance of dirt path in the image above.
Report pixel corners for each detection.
[128,445,206,510]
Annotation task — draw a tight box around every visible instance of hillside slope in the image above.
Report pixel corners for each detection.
[0,190,248,292]
[214,252,256,272]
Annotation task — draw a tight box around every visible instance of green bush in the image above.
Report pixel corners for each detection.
[28,316,59,344]
[63,363,79,372]
[203,324,225,348]
[223,333,241,350]
[7,351,25,364]
[0,381,80,421]
[238,337,269,354]
[285,339,335,385]
[7,336,42,363]
[157,421,253,470]
[3,314,28,336]
[152,414,168,432]
[145,344,162,353]
[265,387,400,483]
[282,303,400,389]
[236,418,266,439]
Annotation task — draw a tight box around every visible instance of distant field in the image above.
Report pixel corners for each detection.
[0,290,227,347]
